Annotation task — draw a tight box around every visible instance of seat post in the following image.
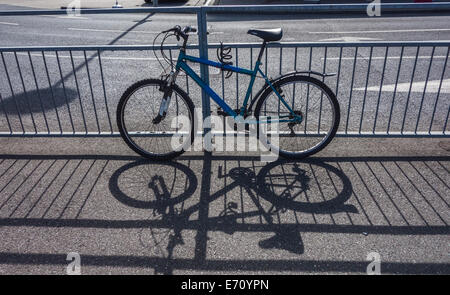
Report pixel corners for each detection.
[256,41,267,65]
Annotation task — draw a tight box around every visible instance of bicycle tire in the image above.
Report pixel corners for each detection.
[117,79,195,160]
[254,75,340,159]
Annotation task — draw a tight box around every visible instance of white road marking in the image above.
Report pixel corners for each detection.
[57,16,89,20]
[354,79,450,94]
[68,27,158,34]
[319,36,381,42]
[67,27,224,35]
[40,15,89,19]
[0,21,19,26]
[309,28,450,34]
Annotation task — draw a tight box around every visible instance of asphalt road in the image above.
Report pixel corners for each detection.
[1,6,450,45]
[0,4,449,275]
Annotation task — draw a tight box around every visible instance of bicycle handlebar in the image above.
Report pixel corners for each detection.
[162,25,197,42]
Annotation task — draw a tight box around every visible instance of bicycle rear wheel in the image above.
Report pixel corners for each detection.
[117,79,195,160]
[254,75,340,159]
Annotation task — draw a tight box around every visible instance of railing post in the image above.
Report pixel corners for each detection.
[153,0,158,7]
[197,7,211,151]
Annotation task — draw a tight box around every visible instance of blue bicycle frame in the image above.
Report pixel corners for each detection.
[175,49,301,124]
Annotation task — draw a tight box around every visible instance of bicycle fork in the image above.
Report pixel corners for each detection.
[153,71,179,124]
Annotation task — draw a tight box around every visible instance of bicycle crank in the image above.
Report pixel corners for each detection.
[287,110,303,136]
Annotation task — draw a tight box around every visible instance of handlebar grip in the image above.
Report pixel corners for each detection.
[183,26,197,34]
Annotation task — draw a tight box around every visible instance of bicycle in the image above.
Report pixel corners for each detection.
[117,25,340,160]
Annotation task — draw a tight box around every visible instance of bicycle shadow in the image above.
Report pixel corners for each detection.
[108,156,356,273]
[0,153,448,274]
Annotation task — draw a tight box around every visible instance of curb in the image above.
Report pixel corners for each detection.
[3,2,450,16]
[203,3,450,14]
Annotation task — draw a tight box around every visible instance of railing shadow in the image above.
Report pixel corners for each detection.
[0,153,448,274]
[0,87,78,114]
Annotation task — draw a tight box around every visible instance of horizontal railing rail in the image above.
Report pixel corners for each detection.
[1,40,450,52]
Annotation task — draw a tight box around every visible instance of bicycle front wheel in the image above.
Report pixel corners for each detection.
[254,75,340,159]
[117,79,195,160]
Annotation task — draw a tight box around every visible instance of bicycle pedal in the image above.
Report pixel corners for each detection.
[217,107,229,117]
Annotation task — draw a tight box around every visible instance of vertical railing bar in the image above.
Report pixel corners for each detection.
[28,51,50,134]
[345,46,359,134]
[308,46,313,74]
[400,46,420,134]
[83,51,100,133]
[358,46,373,134]
[221,56,225,135]
[185,72,190,94]
[221,59,224,100]
[176,92,179,127]
[250,47,253,101]
[317,46,327,133]
[443,105,450,133]
[169,49,180,124]
[278,47,282,113]
[55,51,75,133]
[184,48,190,94]
[42,51,62,134]
[387,46,404,134]
[169,49,173,72]
[373,46,389,132]
[97,50,113,133]
[69,50,88,133]
[264,47,268,114]
[265,46,268,74]
[197,8,210,142]
[304,47,313,132]
[235,47,239,109]
[169,49,180,120]
[415,46,435,134]
[428,46,449,133]
[14,51,37,133]
[0,92,12,134]
[335,47,343,96]
[279,47,282,75]
[292,47,297,109]
[0,52,24,133]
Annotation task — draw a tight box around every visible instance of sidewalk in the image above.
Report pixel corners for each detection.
[0,0,206,10]
[0,137,448,274]
[215,0,449,4]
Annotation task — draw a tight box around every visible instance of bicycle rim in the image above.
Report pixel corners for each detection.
[119,80,194,159]
[256,76,339,158]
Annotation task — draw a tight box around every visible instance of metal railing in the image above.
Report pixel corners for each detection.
[0,6,449,138]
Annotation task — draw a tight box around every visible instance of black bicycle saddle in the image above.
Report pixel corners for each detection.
[247,28,283,42]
